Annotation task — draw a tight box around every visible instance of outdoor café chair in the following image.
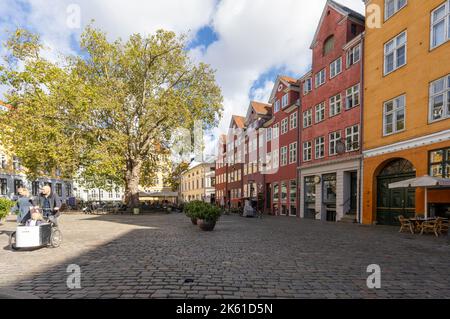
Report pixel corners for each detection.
[440,219,449,234]
[398,215,414,234]
[420,217,443,237]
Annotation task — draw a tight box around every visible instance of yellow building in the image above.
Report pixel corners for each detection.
[180,162,216,203]
[363,0,450,225]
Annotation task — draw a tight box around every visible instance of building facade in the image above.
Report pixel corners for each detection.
[226,116,246,209]
[299,0,365,222]
[264,76,301,216]
[215,135,228,206]
[243,101,272,208]
[362,0,450,225]
[180,162,216,203]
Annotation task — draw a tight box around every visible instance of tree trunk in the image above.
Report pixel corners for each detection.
[124,160,142,209]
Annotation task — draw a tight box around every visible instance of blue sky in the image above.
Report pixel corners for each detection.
[0,0,365,156]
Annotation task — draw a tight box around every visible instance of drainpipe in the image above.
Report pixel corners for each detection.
[358,33,365,224]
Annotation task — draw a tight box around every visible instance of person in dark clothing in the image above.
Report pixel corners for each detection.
[10,187,34,224]
[37,185,62,225]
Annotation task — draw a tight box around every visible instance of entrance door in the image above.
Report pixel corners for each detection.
[376,159,416,226]
[350,172,358,213]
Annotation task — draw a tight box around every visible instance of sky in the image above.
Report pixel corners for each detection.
[0,0,365,158]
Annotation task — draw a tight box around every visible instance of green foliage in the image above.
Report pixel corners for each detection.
[0,26,223,205]
[166,161,190,192]
[0,198,15,219]
[184,200,221,222]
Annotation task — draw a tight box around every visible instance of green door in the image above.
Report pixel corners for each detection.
[376,159,416,226]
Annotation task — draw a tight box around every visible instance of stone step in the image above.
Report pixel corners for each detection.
[339,214,357,224]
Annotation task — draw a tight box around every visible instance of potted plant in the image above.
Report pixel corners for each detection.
[0,198,14,225]
[196,203,221,231]
[184,201,203,225]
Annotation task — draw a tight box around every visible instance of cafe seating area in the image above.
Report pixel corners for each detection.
[399,215,449,237]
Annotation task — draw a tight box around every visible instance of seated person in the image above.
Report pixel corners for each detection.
[25,208,44,227]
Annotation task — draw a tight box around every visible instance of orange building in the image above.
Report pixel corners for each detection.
[362,0,450,225]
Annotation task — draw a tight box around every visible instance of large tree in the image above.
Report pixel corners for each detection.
[0,27,223,207]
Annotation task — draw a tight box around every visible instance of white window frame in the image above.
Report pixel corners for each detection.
[330,57,342,79]
[315,136,325,159]
[303,141,312,162]
[281,118,289,135]
[267,127,272,141]
[303,109,312,128]
[431,1,450,50]
[289,142,297,164]
[429,74,450,122]
[346,44,361,68]
[315,69,326,88]
[281,146,288,166]
[282,94,289,108]
[346,84,360,109]
[345,125,360,152]
[274,100,281,113]
[329,131,342,156]
[290,112,298,130]
[384,31,407,75]
[329,93,342,117]
[383,95,406,136]
[273,149,280,169]
[385,0,407,21]
[315,102,325,123]
[303,78,312,95]
[273,124,280,140]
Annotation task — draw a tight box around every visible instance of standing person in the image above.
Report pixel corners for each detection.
[38,185,62,225]
[10,187,34,224]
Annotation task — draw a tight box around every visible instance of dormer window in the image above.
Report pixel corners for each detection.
[303,78,312,94]
[323,35,335,56]
[274,100,281,113]
[282,94,289,108]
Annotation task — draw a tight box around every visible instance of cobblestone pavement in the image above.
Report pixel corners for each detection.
[0,213,449,299]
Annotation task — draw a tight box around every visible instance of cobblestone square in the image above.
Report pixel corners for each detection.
[0,213,449,299]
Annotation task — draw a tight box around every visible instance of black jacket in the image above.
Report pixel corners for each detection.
[37,193,62,214]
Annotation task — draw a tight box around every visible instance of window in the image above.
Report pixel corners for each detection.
[385,0,407,20]
[429,147,450,178]
[329,131,342,156]
[273,149,279,169]
[273,124,279,140]
[431,1,450,49]
[346,84,360,109]
[384,95,406,135]
[315,102,325,123]
[32,181,40,196]
[315,137,325,159]
[290,112,298,130]
[322,174,337,203]
[0,178,7,195]
[281,146,288,166]
[384,31,407,75]
[281,118,288,135]
[281,182,288,203]
[282,94,289,108]
[289,180,297,216]
[14,179,23,195]
[330,57,342,78]
[429,74,450,122]
[346,125,360,152]
[267,127,272,141]
[303,78,312,94]
[273,183,279,203]
[303,141,312,162]
[304,177,316,203]
[347,44,361,67]
[12,157,21,170]
[303,109,313,128]
[315,69,326,88]
[323,36,335,56]
[0,153,6,169]
[289,142,297,164]
[274,100,281,113]
[329,93,342,117]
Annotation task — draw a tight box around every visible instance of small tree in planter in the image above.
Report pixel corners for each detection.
[0,198,15,224]
[196,203,221,231]
[184,201,204,225]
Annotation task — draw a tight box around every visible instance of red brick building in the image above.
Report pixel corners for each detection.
[242,101,272,208]
[299,0,364,222]
[215,134,228,207]
[264,76,301,216]
[226,115,246,209]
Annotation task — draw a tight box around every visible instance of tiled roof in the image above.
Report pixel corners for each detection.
[280,76,298,85]
[250,101,272,115]
[232,115,246,129]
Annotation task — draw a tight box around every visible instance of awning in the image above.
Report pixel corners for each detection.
[389,175,450,218]
[389,176,450,189]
